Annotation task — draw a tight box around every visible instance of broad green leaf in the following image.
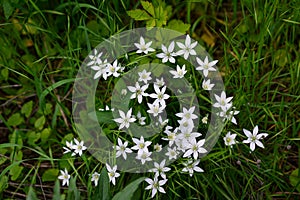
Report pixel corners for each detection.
[27,186,39,200]
[274,49,288,67]
[1,68,9,81]
[21,101,33,118]
[289,168,300,192]
[146,18,156,28]
[94,167,111,200]
[127,9,152,21]
[3,0,14,19]
[0,175,8,193]
[42,169,59,182]
[52,180,61,200]
[9,130,23,150]
[27,131,40,145]
[35,116,45,130]
[7,113,24,126]
[112,177,146,200]
[9,165,24,181]
[141,1,155,16]
[154,6,168,27]
[166,19,190,34]
[41,128,51,144]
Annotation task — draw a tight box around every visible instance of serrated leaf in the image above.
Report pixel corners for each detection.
[35,116,45,130]
[42,169,59,182]
[146,18,156,28]
[9,165,23,181]
[21,101,33,118]
[112,177,146,200]
[7,113,24,126]
[167,19,190,34]
[154,6,168,27]
[141,1,155,16]
[289,168,300,192]
[27,186,39,200]
[94,167,111,200]
[127,9,152,21]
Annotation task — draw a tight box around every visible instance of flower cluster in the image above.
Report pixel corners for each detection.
[60,34,269,198]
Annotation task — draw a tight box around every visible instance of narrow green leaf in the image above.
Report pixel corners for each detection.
[27,186,39,200]
[67,177,81,200]
[94,167,111,200]
[127,9,152,21]
[0,175,8,193]
[112,177,146,200]
[52,180,61,200]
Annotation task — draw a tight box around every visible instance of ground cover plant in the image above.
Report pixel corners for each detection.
[0,0,299,199]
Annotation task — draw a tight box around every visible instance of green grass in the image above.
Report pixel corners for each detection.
[0,0,299,199]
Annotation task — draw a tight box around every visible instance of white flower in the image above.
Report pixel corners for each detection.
[58,168,71,186]
[196,56,218,77]
[91,58,109,79]
[121,89,127,96]
[242,126,268,151]
[113,108,136,129]
[145,175,168,198]
[217,106,240,125]
[106,163,120,185]
[156,41,177,63]
[149,85,170,106]
[176,35,197,59]
[134,36,155,54]
[155,77,165,87]
[131,136,152,154]
[114,138,133,160]
[162,126,178,146]
[149,159,171,179]
[175,106,197,122]
[127,82,149,104]
[223,132,237,147]
[136,111,146,125]
[87,49,102,66]
[178,119,195,133]
[213,91,233,111]
[183,139,207,159]
[104,60,121,79]
[165,147,178,160]
[169,64,187,79]
[201,115,208,124]
[177,129,201,144]
[72,139,87,156]
[63,141,73,154]
[136,149,152,164]
[154,143,162,152]
[147,103,166,117]
[138,69,152,84]
[202,79,215,90]
[182,159,204,177]
[91,172,100,186]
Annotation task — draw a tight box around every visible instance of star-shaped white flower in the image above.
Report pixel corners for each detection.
[87,49,102,66]
[72,138,87,156]
[183,138,207,159]
[169,64,187,79]
[104,60,121,80]
[149,159,171,179]
[154,77,165,87]
[176,35,198,59]
[135,149,152,164]
[147,103,166,117]
[175,106,198,122]
[58,168,71,186]
[63,141,73,154]
[217,106,240,125]
[91,58,109,79]
[91,172,100,186]
[156,41,177,63]
[213,91,233,111]
[165,147,178,160]
[242,126,268,151]
[127,82,149,104]
[182,159,204,177]
[113,108,136,129]
[196,56,218,77]
[138,69,152,84]
[114,138,133,160]
[149,85,170,106]
[154,143,162,152]
[134,36,155,54]
[223,131,237,147]
[131,136,152,154]
[106,164,120,185]
[202,79,215,90]
[136,111,146,125]
[145,175,168,198]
